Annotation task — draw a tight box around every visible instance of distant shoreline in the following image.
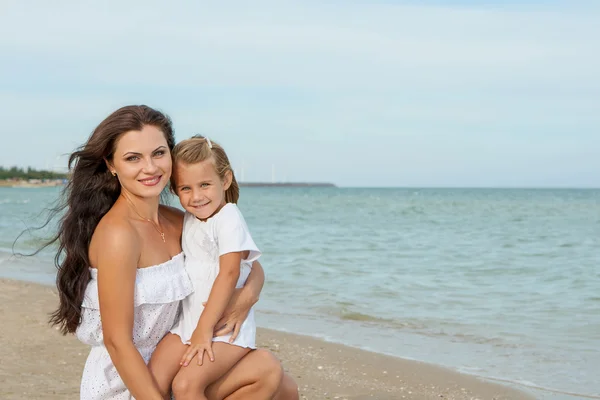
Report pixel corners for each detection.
[2,180,597,190]
[0,179,337,188]
[0,179,65,188]
[239,182,336,188]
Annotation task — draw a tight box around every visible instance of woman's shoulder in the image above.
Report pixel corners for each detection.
[90,210,141,266]
[95,210,138,241]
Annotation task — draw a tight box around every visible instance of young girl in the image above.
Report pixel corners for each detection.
[166,135,262,400]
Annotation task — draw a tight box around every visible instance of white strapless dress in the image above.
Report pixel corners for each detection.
[76,252,193,400]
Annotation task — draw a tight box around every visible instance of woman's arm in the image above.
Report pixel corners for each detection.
[212,260,265,339]
[95,222,163,400]
[239,259,265,306]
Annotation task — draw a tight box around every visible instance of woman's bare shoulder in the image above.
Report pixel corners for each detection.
[90,210,141,268]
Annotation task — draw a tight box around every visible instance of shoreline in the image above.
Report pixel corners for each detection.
[0,181,64,188]
[0,180,336,188]
[0,278,533,399]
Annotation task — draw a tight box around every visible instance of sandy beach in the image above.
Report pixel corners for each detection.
[0,278,533,400]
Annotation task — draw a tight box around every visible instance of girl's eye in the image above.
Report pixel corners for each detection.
[201,183,209,188]
[179,187,190,191]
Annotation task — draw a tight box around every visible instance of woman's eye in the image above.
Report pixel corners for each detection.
[126,156,139,162]
[154,150,165,157]
[201,183,209,188]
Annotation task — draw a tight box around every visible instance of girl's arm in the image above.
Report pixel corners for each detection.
[95,222,164,400]
[180,251,242,366]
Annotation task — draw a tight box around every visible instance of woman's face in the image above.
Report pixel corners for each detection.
[109,125,172,199]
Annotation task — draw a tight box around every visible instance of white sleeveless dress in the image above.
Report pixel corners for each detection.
[76,252,193,400]
[170,203,261,349]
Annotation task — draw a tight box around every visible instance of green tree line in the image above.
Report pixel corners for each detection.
[0,166,68,180]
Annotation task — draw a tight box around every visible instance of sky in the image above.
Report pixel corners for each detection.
[0,0,598,187]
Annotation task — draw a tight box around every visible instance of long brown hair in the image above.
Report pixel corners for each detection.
[47,105,175,334]
[171,135,240,204]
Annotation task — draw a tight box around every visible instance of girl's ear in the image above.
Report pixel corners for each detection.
[223,170,233,190]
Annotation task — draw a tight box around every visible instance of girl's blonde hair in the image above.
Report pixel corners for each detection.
[171,135,240,204]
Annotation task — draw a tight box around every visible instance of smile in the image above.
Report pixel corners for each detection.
[138,176,162,186]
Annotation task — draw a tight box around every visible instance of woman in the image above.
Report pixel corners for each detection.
[48,105,298,399]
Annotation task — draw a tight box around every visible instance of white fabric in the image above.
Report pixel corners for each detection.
[170,203,260,349]
[76,252,193,400]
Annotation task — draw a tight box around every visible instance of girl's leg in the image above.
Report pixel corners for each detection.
[172,342,251,400]
[148,333,189,399]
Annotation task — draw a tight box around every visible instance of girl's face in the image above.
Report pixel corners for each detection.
[173,158,232,221]
[109,125,172,199]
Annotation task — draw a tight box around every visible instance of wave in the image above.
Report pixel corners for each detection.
[479,374,600,400]
[0,198,31,204]
[258,307,600,399]
[306,304,533,350]
[340,311,386,322]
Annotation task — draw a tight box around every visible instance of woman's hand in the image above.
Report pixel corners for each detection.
[180,326,215,367]
[210,287,256,341]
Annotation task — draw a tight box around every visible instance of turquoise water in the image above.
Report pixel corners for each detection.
[1,187,599,399]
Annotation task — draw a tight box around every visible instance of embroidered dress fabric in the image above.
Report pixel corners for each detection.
[76,252,193,400]
[170,203,261,349]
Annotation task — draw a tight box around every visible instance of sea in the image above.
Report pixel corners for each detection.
[1,186,598,399]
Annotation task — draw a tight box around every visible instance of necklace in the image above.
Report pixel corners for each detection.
[122,194,166,242]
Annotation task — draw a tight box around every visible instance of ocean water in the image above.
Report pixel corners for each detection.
[1,186,599,399]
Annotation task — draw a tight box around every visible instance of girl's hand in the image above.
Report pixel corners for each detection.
[180,327,215,367]
[207,288,254,342]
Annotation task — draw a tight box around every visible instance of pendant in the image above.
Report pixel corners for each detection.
[161,232,166,242]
